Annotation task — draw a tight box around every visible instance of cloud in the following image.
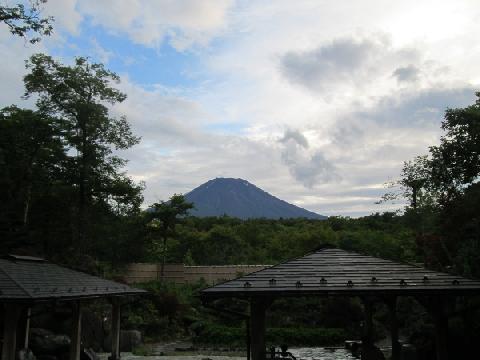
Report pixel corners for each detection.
[77,0,234,50]
[44,0,83,35]
[279,130,339,188]
[90,38,114,64]
[280,129,309,148]
[393,65,420,83]
[280,35,420,95]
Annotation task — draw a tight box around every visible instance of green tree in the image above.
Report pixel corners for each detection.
[23,54,142,253]
[429,92,480,198]
[0,1,53,43]
[148,194,194,279]
[391,92,480,272]
[0,105,66,253]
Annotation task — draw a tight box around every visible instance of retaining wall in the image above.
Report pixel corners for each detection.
[123,263,270,284]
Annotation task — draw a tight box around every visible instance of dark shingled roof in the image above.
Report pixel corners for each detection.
[201,247,480,298]
[0,255,145,302]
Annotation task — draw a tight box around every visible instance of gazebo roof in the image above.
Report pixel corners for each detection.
[201,247,480,299]
[0,255,145,302]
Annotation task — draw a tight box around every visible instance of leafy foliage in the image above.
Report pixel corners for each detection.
[0,1,53,43]
[147,194,194,278]
[22,54,143,254]
[0,54,144,265]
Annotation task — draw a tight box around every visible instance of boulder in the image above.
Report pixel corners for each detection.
[30,328,70,355]
[18,349,36,360]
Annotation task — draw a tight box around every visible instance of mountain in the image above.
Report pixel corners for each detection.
[184,178,326,219]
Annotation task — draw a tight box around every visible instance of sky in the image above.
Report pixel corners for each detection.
[1,0,479,217]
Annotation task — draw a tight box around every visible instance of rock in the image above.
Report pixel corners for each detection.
[18,348,37,360]
[104,330,142,352]
[30,328,70,355]
[82,348,100,360]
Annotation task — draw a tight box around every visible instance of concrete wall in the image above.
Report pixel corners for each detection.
[123,263,270,285]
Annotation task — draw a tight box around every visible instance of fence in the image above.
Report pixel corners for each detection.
[122,263,270,285]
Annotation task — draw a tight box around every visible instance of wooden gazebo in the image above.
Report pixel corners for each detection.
[200,246,480,360]
[0,255,146,360]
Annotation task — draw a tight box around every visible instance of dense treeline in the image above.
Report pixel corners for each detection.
[156,214,418,266]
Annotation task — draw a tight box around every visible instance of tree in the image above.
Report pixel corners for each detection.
[147,194,193,279]
[0,105,66,253]
[23,54,143,253]
[379,155,432,210]
[0,1,53,43]
[390,92,480,273]
[429,91,480,198]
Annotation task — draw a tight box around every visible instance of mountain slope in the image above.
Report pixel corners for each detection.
[185,178,326,219]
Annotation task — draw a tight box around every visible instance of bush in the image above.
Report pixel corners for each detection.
[192,323,347,347]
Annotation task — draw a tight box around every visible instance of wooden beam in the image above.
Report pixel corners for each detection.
[110,298,121,360]
[386,297,400,360]
[250,299,268,360]
[69,301,82,360]
[2,304,23,360]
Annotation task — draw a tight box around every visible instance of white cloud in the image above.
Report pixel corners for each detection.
[77,0,234,50]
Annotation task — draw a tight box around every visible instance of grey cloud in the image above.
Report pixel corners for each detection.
[333,86,478,149]
[280,130,338,188]
[280,35,420,94]
[281,37,376,92]
[368,87,477,127]
[392,65,420,83]
[280,129,309,148]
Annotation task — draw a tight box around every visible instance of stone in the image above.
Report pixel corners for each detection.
[30,328,71,355]
[18,348,37,360]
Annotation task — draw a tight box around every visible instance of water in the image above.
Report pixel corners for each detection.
[289,347,357,360]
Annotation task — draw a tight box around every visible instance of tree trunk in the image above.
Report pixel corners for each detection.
[78,113,88,253]
[160,235,167,280]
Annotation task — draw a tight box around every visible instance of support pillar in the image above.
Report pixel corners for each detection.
[69,301,82,360]
[246,318,251,360]
[386,297,400,360]
[250,299,268,360]
[431,298,448,360]
[24,307,32,349]
[2,304,23,360]
[110,298,121,360]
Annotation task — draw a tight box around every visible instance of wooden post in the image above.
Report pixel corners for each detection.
[432,298,448,360]
[250,299,267,360]
[111,298,122,360]
[246,317,251,360]
[24,307,32,349]
[2,304,23,360]
[70,301,82,360]
[386,297,400,360]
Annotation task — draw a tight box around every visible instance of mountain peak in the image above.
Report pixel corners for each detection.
[185,178,326,220]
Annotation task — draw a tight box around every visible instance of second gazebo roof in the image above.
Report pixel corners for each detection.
[201,247,480,298]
